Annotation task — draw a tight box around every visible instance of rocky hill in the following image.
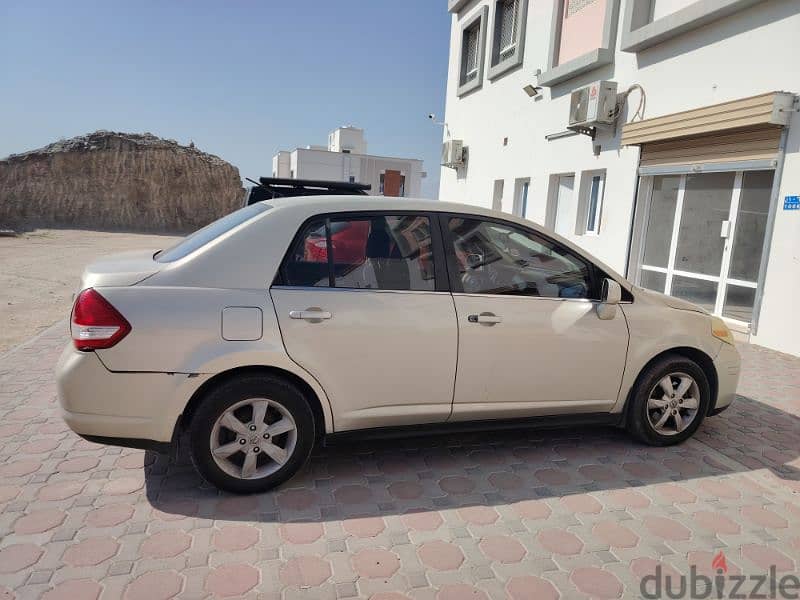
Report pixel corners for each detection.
[0,131,245,232]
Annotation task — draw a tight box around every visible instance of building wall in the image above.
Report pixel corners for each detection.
[273,151,291,178]
[651,0,699,21]
[292,148,424,198]
[754,118,800,356]
[440,0,800,355]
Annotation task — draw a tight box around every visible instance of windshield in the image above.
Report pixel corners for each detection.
[155,203,271,263]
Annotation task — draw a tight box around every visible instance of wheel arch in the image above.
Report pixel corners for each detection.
[177,366,329,441]
[622,346,719,425]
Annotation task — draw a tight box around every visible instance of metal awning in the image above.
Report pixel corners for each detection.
[621,92,794,146]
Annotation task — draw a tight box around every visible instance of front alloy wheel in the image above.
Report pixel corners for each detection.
[645,372,700,436]
[627,354,710,446]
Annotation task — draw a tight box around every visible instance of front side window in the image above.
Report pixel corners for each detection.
[447,217,593,299]
[280,215,435,291]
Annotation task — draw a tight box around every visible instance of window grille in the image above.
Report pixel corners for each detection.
[498,0,519,59]
[463,25,480,82]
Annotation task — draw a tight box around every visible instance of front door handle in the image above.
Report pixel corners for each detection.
[467,313,502,325]
[289,309,332,321]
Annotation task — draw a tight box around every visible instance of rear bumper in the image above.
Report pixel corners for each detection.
[56,344,209,444]
[711,341,741,414]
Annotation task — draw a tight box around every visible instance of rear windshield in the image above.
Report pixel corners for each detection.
[155,203,271,263]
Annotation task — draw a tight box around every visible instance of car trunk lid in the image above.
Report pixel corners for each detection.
[79,249,164,290]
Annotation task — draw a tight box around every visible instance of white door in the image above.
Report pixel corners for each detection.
[637,170,774,326]
[271,213,457,432]
[554,175,575,236]
[442,216,629,420]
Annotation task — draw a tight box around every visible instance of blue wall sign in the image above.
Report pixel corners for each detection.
[785,196,800,211]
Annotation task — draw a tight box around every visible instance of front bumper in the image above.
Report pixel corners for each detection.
[711,341,741,415]
[56,344,209,445]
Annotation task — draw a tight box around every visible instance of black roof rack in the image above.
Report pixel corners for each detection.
[245,177,371,205]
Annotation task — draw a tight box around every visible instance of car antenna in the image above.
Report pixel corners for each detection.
[245,177,261,186]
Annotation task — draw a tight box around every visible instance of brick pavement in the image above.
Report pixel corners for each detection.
[0,323,798,599]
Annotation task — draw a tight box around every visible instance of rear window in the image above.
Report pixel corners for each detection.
[155,203,271,263]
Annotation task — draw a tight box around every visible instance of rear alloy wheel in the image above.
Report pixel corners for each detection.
[190,376,314,493]
[627,355,710,446]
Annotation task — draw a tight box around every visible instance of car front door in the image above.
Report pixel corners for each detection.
[271,212,458,432]
[442,215,629,421]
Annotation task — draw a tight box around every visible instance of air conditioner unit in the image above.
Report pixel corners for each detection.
[569,81,618,128]
[441,139,465,168]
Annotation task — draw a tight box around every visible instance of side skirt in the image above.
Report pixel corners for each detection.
[323,412,623,445]
[80,434,172,454]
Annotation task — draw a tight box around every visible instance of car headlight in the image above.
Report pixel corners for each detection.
[711,316,735,345]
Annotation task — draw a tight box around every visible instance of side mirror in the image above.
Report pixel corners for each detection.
[601,278,622,305]
[597,278,621,320]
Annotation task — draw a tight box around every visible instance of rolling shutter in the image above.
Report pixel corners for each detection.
[621,92,793,172]
[638,126,782,169]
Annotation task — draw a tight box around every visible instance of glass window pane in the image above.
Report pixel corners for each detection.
[639,270,666,293]
[729,170,773,282]
[586,175,604,233]
[156,203,270,263]
[448,217,593,298]
[723,285,756,323]
[674,172,735,276]
[554,175,575,236]
[331,216,435,291]
[282,218,330,287]
[671,276,718,313]
[642,175,679,268]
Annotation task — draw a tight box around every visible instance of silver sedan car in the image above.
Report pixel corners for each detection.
[57,196,741,493]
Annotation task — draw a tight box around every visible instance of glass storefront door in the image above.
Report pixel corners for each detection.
[635,170,774,327]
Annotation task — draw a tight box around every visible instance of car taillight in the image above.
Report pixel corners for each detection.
[71,288,131,351]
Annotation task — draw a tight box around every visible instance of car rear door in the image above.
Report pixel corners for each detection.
[270,212,458,432]
[441,215,629,421]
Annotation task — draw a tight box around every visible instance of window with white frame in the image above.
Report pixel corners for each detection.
[489,0,527,79]
[584,173,605,234]
[457,7,488,96]
[513,178,530,218]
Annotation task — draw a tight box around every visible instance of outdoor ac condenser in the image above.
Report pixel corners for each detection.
[441,139,465,168]
[569,81,618,128]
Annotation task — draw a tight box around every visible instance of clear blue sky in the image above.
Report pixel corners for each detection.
[0,1,451,198]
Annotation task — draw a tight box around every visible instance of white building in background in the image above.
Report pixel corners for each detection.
[440,0,800,357]
[272,127,426,197]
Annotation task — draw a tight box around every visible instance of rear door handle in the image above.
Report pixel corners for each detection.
[289,309,332,321]
[467,313,502,325]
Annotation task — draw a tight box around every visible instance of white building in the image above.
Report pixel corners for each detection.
[440,0,800,357]
[273,127,426,197]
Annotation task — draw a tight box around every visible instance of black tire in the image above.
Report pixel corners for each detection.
[189,374,315,494]
[626,354,711,446]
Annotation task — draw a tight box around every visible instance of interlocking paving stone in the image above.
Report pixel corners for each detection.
[1,323,799,598]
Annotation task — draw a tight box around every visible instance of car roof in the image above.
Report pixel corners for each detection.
[264,194,501,219]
